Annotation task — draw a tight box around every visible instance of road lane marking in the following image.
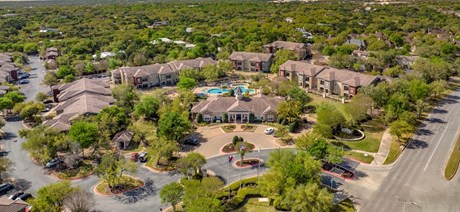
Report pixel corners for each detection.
[424,124,449,171]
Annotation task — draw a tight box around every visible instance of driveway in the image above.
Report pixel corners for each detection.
[193,125,281,157]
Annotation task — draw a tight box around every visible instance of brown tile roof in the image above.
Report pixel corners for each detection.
[45,51,59,57]
[112,131,134,142]
[54,93,115,115]
[168,57,217,71]
[316,67,379,87]
[279,60,326,76]
[229,52,273,62]
[191,95,281,114]
[55,78,111,102]
[263,41,306,51]
[0,197,28,212]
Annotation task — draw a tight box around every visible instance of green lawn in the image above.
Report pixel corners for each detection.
[234,198,276,212]
[333,118,385,153]
[308,94,351,120]
[383,139,403,165]
[444,132,460,180]
[345,151,374,164]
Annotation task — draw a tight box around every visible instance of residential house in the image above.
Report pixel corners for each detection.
[0,197,29,212]
[111,57,216,88]
[44,78,115,132]
[263,41,311,59]
[346,38,367,50]
[279,60,380,98]
[44,47,59,60]
[229,52,273,72]
[92,52,115,59]
[147,21,169,28]
[396,55,420,73]
[191,87,282,123]
[285,17,294,23]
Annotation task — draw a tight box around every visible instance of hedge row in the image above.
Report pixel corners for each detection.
[225,187,261,211]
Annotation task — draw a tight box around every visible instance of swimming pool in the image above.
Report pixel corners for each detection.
[206,86,255,94]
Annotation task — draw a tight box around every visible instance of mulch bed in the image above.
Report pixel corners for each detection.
[235,159,262,167]
[221,142,255,153]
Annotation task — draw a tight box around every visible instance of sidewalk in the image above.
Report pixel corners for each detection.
[371,128,392,165]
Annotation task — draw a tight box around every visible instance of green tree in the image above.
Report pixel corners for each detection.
[276,100,302,124]
[95,152,138,191]
[430,80,446,99]
[408,79,430,101]
[23,43,38,54]
[384,65,405,77]
[182,179,223,212]
[13,101,44,123]
[30,181,78,212]
[158,111,192,142]
[177,77,196,90]
[134,96,160,120]
[128,119,156,146]
[147,137,178,167]
[43,72,59,92]
[4,91,25,104]
[35,92,48,102]
[412,58,453,83]
[64,74,75,83]
[112,84,138,110]
[316,102,346,136]
[68,121,99,156]
[345,93,374,125]
[270,49,299,73]
[56,66,74,79]
[85,62,94,74]
[160,182,184,212]
[63,190,96,212]
[283,183,334,212]
[0,157,14,183]
[202,65,220,82]
[184,152,206,175]
[96,106,128,136]
[288,86,311,107]
[21,126,66,164]
[414,99,429,118]
[390,119,415,142]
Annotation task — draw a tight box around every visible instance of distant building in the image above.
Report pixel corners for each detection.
[92,52,116,59]
[111,57,217,88]
[39,27,61,34]
[228,52,273,72]
[147,21,169,28]
[285,17,294,23]
[346,39,367,50]
[0,53,19,82]
[263,41,311,59]
[186,27,193,33]
[191,87,282,123]
[279,60,380,98]
[112,131,133,150]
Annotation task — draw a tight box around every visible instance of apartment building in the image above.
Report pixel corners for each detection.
[229,52,273,72]
[263,41,311,59]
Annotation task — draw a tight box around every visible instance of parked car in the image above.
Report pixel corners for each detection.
[0,183,14,195]
[264,128,275,134]
[42,99,53,104]
[17,193,33,201]
[8,191,24,200]
[19,74,29,79]
[130,153,139,162]
[183,138,199,146]
[139,152,148,162]
[45,158,60,168]
[18,79,29,84]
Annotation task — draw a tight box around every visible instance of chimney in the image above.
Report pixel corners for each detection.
[354,77,360,86]
[311,67,316,76]
[329,71,335,81]
[290,63,296,72]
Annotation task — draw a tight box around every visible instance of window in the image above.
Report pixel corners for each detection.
[142,78,148,82]
[237,61,242,65]
[251,62,256,66]
[320,80,324,85]
[267,115,274,121]
[344,86,349,91]
[285,73,290,77]
[166,74,171,79]
[306,77,310,81]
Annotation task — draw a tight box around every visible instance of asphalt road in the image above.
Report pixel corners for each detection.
[362,90,460,212]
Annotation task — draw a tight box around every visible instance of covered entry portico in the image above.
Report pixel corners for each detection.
[228,112,250,123]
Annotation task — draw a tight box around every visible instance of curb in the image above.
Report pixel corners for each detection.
[443,129,460,180]
[231,158,264,169]
[141,163,173,173]
[220,142,257,155]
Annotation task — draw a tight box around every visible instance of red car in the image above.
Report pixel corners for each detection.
[130,153,139,162]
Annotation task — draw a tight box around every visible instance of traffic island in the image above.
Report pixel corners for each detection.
[221,142,255,153]
[94,175,144,196]
[233,158,264,169]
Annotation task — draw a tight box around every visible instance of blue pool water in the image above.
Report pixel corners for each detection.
[207,86,255,94]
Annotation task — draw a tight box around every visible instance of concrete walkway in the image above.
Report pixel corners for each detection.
[371,128,392,165]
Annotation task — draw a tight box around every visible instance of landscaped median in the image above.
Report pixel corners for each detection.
[444,132,460,180]
[94,175,144,196]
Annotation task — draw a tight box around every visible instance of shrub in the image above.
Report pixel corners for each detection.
[249,113,255,123]
[288,119,300,132]
[222,113,228,123]
[232,136,239,145]
[196,114,203,123]
[238,136,244,142]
